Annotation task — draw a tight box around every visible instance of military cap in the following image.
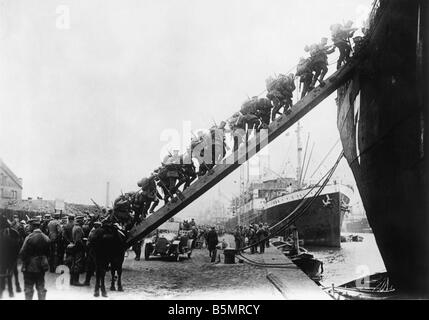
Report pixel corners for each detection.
[53,212,61,218]
[44,214,52,219]
[28,218,41,225]
[75,215,84,221]
[68,214,75,220]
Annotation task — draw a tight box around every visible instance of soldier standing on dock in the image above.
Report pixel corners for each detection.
[19,219,50,300]
[47,212,62,273]
[70,216,85,286]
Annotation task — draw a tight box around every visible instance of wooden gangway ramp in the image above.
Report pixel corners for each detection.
[126,59,359,246]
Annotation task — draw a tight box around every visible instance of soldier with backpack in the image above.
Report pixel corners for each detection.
[306,38,335,88]
[330,21,358,70]
[266,73,296,121]
[296,57,314,99]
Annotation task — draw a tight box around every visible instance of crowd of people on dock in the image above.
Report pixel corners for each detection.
[233,223,271,255]
[0,211,113,299]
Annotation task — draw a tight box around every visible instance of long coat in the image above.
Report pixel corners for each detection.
[206,230,218,251]
[19,229,50,273]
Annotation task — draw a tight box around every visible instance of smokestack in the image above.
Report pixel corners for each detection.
[105,182,110,208]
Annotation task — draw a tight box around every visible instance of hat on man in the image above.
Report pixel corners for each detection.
[68,214,75,220]
[29,218,41,226]
[53,212,61,218]
[44,214,52,219]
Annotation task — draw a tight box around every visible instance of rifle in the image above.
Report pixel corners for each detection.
[90,198,103,213]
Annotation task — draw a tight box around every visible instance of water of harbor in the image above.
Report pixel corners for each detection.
[308,233,386,287]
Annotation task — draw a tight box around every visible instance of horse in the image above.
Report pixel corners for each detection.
[0,215,22,299]
[91,215,127,298]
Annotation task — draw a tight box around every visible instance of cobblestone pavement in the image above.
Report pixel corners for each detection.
[2,245,283,300]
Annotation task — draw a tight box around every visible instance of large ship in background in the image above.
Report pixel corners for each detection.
[226,123,354,247]
[336,0,429,297]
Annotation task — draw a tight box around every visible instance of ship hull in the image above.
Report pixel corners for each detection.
[260,191,349,248]
[229,184,353,248]
[337,0,429,296]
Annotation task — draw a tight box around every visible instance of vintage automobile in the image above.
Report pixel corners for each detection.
[144,222,194,261]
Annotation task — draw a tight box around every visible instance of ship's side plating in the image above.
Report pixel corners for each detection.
[228,184,352,247]
[337,0,429,296]
[262,191,348,247]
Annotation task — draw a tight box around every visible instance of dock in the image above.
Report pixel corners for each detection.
[239,246,332,300]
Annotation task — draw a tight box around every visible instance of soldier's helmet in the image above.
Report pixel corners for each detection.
[137,177,149,188]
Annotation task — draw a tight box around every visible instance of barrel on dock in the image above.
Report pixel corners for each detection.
[224,249,236,264]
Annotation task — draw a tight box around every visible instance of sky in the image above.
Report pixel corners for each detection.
[0,0,373,218]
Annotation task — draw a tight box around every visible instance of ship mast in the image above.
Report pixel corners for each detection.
[296,122,303,189]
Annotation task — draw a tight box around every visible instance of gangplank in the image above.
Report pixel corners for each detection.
[126,59,359,246]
